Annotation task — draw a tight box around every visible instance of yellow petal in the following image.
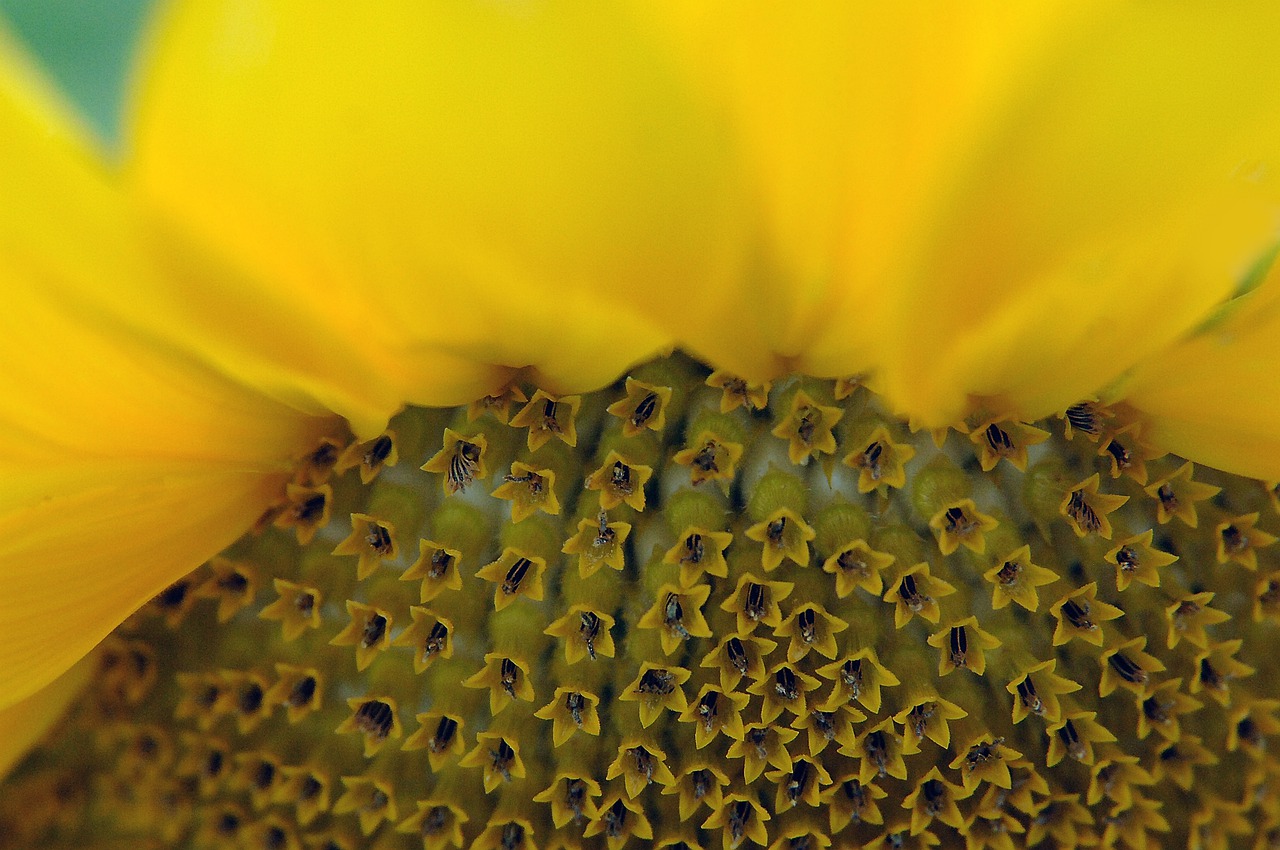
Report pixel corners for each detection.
[0,652,93,780]
[860,5,1280,423]
[1122,272,1280,480]
[0,33,329,710]
[128,0,748,406]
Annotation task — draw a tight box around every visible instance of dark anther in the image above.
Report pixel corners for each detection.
[1108,652,1147,685]
[727,637,750,674]
[253,760,275,790]
[565,779,587,824]
[421,806,449,836]
[1066,403,1099,435]
[499,658,520,697]
[1238,717,1262,747]
[1057,720,1086,761]
[204,750,224,778]
[610,461,633,494]
[309,441,339,469]
[1116,546,1139,572]
[1106,439,1131,470]
[361,614,388,649]
[238,682,264,715]
[630,747,656,785]
[1156,484,1177,511]
[922,778,946,815]
[996,560,1021,584]
[216,811,241,836]
[796,408,817,444]
[774,667,799,701]
[431,716,458,753]
[949,626,968,667]
[502,558,532,596]
[786,761,810,805]
[812,710,836,741]
[1061,598,1095,631]
[1066,489,1102,533]
[294,591,315,616]
[425,622,449,658]
[287,676,317,709]
[216,571,249,595]
[766,516,787,545]
[428,550,453,579]
[843,779,866,807]
[692,769,713,801]
[664,593,691,639]
[746,727,769,758]
[841,658,863,696]
[790,838,810,850]
[797,608,817,643]
[1142,696,1170,725]
[566,692,585,727]
[632,392,659,428]
[985,423,1013,453]
[693,442,719,473]
[886,832,906,850]
[501,822,525,850]
[1199,658,1226,691]
[294,493,327,523]
[299,775,323,801]
[594,511,614,547]
[365,435,394,467]
[447,440,482,493]
[197,683,221,709]
[865,731,889,778]
[365,523,393,554]
[491,739,516,781]
[943,506,973,535]
[837,549,869,577]
[1221,525,1247,554]
[965,738,1004,769]
[729,800,753,845]
[579,611,601,660]
[908,703,935,739]
[1016,676,1043,714]
[157,581,190,610]
[899,574,927,611]
[541,399,562,433]
[683,533,705,565]
[604,799,627,839]
[697,691,719,731]
[744,583,769,622]
[355,700,394,739]
[638,668,675,695]
[859,441,884,480]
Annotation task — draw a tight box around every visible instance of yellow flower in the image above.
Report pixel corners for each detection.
[5,3,1280,849]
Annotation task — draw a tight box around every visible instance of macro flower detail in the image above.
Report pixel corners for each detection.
[5,3,1280,850]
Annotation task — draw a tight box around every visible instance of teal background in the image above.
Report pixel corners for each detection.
[0,0,155,144]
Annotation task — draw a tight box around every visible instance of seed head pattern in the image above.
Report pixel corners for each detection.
[4,354,1280,850]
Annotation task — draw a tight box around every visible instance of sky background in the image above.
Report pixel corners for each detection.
[0,0,155,144]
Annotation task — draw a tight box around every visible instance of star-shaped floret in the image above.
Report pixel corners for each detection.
[720,573,794,635]
[335,431,397,484]
[928,498,998,555]
[673,429,744,488]
[562,512,631,578]
[258,579,322,641]
[328,600,392,671]
[534,773,601,829]
[490,461,560,522]
[1216,511,1278,570]
[334,775,399,836]
[618,664,690,727]
[903,767,969,834]
[817,649,901,714]
[1145,461,1220,528]
[509,390,581,451]
[884,562,956,627]
[982,545,1058,611]
[745,507,816,571]
[335,696,401,757]
[401,711,467,770]
[400,538,464,602]
[842,426,915,493]
[544,605,616,663]
[771,390,843,464]
[584,450,653,511]
[1164,591,1230,650]
[636,583,713,655]
[462,653,535,715]
[1098,637,1165,698]
[606,377,672,437]
[420,428,488,494]
[331,512,398,579]
[606,739,677,799]
[458,733,525,793]
[474,548,546,610]
[774,603,849,662]
[466,382,526,424]
[823,539,895,598]
[1059,474,1128,539]
[927,617,1001,677]
[1004,659,1081,724]
[706,370,770,412]
[970,418,1049,472]
[1049,583,1123,647]
[1045,711,1115,767]
[1105,530,1177,591]
[894,694,967,753]
[534,687,602,746]
[663,526,733,586]
[391,606,454,673]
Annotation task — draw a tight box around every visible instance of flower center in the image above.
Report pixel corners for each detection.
[4,352,1279,850]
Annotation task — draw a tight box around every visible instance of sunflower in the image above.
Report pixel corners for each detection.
[4,3,1280,849]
